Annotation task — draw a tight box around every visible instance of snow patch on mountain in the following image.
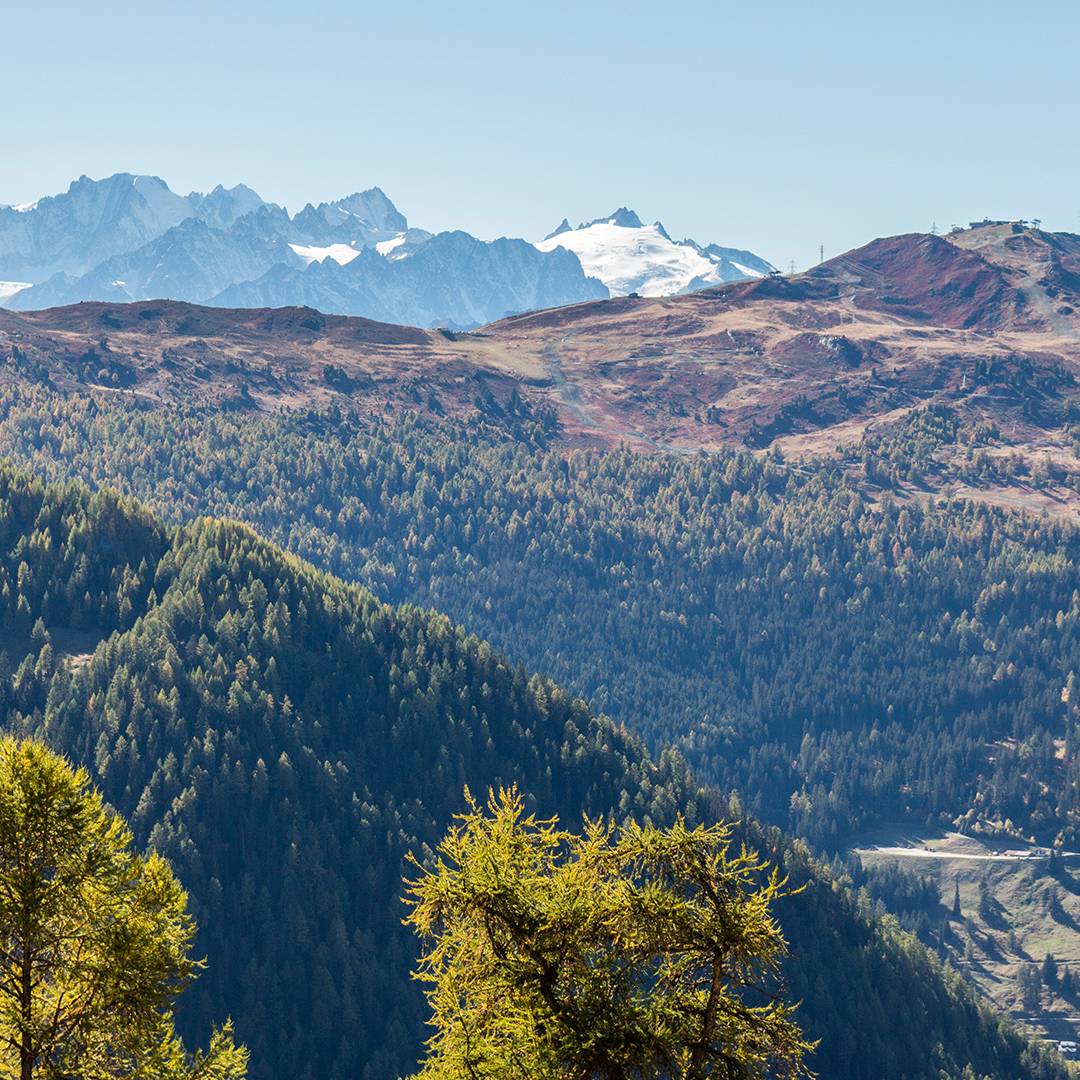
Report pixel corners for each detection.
[0,281,29,306]
[288,242,361,266]
[375,234,407,256]
[536,220,713,297]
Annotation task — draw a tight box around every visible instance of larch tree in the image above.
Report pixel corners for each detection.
[404,787,813,1080]
[0,736,247,1080]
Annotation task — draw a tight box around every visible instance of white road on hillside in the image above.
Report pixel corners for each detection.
[862,845,1080,863]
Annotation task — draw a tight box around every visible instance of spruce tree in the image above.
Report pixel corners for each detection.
[1044,953,1059,987]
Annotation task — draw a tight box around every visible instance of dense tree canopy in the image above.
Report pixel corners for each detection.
[0,462,1064,1080]
[1,386,1079,847]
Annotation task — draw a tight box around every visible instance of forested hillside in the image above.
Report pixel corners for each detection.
[3,385,1080,850]
[0,462,1065,1080]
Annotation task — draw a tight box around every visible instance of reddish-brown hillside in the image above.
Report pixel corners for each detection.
[4,223,1080,512]
[809,233,1022,329]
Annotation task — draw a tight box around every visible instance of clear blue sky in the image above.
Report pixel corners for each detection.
[6,0,1078,269]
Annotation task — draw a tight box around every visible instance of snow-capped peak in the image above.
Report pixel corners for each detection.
[535,211,772,297]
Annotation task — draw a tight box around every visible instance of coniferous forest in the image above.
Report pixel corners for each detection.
[0,459,1069,1080]
[1,385,1078,852]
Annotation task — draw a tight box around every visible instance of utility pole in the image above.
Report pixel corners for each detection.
[819,243,824,265]
[789,259,796,275]
[931,221,938,236]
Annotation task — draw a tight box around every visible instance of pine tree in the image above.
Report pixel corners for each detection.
[1044,953,1059,986]
[1018,964,1043,1013]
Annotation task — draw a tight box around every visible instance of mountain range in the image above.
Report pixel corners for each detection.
[0,174,771,327]
[5,219,1077,517]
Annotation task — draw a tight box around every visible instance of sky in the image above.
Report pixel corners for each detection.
[5,0,1079,270]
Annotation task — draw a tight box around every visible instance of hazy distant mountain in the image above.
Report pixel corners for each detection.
[3,180,414,310]
[213,230,608,329]
[2,175,608,325]
[10,206,299,308]
[535,209,774,296]
[0,173,264,281]
[290,189,407,245]
[0,175,770,327]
